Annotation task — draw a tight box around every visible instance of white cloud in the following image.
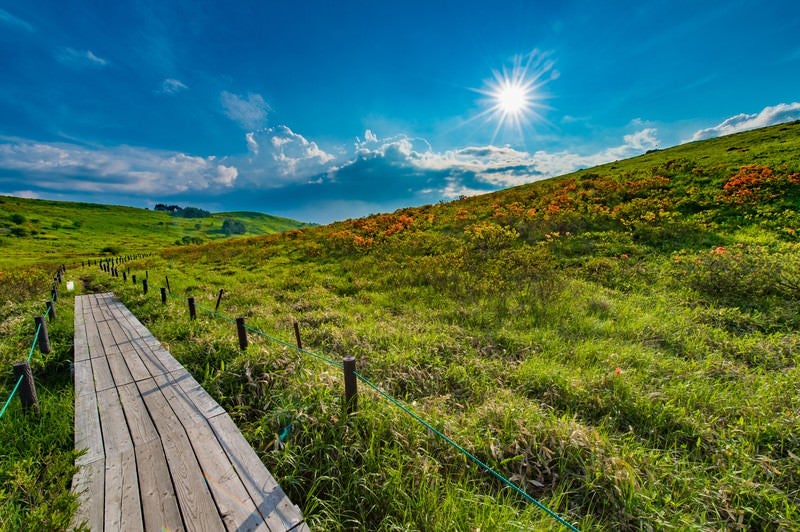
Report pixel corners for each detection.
[57,48,109,67]
[0,140,237,196]
[689,102,800,141]
[0,8,33,32]
[220,91,269,129]
[160,78,188,94]
[364,129,378,143]
[239,126,335,185]
[0,190,40,200]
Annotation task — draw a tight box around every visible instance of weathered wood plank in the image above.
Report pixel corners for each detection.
[134,439,184,530]
[104,450,142,531]
[119,342,152,382]
[209,413,306,531]
[154,373,269,531]
[116,382,159,446]
[74,386,103,466]
[74,359,94,399]
[90,354,115,392]
[71,458,104,531]
[138,378,224,532]
[168,368,225,419]
[74,296,89,362]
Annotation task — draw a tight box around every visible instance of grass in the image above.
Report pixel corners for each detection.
[0,197,312,269]
[1,121,800,530]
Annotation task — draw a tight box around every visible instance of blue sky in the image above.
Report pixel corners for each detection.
[1,1,799,223]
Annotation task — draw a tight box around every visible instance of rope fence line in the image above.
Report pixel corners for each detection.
[98,257,580,531]
[0,276,58,420]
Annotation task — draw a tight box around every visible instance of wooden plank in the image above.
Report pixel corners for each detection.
[138,378,224,532]
[119,342,151,382]
[154,373,269,531]
[97,388,133,455]
[104,450,142,531]
[74,296,89,362]
[116,382,159,446]
[127,338,169,378]
[71,459,105,531]
[209,413,306,531]
[169,368,225,419]
[134,439,184,531]
[90,354,115,392]
[74,359,94,399]
[74,387,103,466]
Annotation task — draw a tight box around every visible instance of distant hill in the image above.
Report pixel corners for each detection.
[0,197,312,268]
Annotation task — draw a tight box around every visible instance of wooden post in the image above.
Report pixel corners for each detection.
[46,300,56,322]
[123,271,127,281]
[142,279,148,295]
[51,287,58,302]
[132,274,137,284]
[343,356,357,414]
[34,316,51,354]
[188,297,196,319]
[165,276,171,293]
[13,362,39,414]
[160,287,167,304]
[236,317,248,350]
[214,289,224,312]
[293,320,303,349]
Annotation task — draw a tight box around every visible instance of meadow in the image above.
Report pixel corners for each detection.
[1,121,799,530]
[0,197,311,269]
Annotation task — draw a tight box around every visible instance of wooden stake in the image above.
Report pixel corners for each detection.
[236,318,248,350]
[13,362,39,414]
[343,356,357,414]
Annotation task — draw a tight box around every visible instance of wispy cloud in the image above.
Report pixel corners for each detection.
[689,102,800,142]
[57,48,109,68]
[160,78,188,94]
[0,8,33,32]
[220,91,269,129]
[0,139,237,197]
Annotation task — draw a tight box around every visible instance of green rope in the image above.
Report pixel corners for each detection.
[195,302,237,324]
[0,321,42,419]
[354,371,580,532]
[0,376,24,419]
[243,324,343,368]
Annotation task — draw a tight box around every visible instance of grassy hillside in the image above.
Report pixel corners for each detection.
[2,121,799,529]
[0,197,312,268]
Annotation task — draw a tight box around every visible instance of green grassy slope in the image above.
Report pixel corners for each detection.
[0,198,312,268]
[2,121,799,530]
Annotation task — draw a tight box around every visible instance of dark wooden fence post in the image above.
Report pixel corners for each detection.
[166,276,171,293]
[160,287,167,304]
[123,271,127,281]
[293,320,303,349]
[132,274,137,284]
[215,289,224,312]
[46,300,56,322]
[236,317,248,350]
[142,279,148,295]
[34,316,51,354]
[188,297,196,319]
[13,362,39,414]
[343,356,357,414]
[51,287,58,302]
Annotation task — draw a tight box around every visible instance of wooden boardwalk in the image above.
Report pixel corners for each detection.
[72,293,308,531]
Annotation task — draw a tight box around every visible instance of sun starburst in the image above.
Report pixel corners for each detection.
[472,50,555,145]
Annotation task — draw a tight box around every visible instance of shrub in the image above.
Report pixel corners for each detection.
[10,214,26,224]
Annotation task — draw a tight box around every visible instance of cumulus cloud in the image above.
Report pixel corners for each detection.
[689,102,800,141]
[221,91,269,129]
[160,78,188,94]
[0,8,33,31]
[238,126,335,185]
[57,48,108,67]
[0,139,237,197]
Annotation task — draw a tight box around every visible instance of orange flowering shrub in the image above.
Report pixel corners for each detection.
[721,165,800,205]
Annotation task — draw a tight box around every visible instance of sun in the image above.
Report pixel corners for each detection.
[472,50,555,144]
[495,80,531,116]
